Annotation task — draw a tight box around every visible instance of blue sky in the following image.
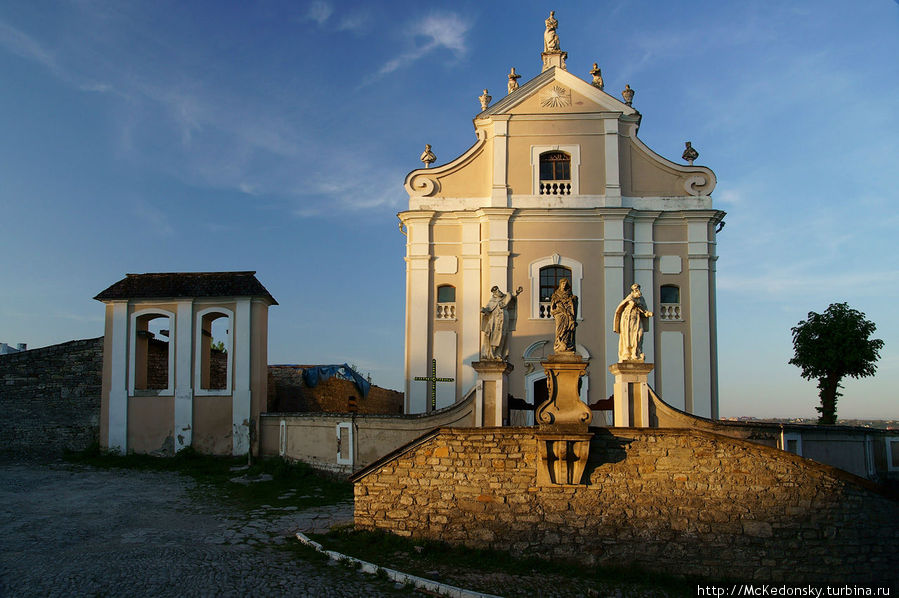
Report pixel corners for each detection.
[1,1,897,419]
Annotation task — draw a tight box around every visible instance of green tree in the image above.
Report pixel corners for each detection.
[789,302,884,424]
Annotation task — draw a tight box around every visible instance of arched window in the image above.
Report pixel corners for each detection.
[436,285,456,320]
[528,255,583,320]
[539,265,571,306]
[659,284,682,321]
[195,308,233,394]
[129,309,175,395]
[539,151,571,195]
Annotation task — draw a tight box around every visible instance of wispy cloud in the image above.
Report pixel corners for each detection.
[305,1,333,26]
[133,200,174,236]
[0,18,118,96]
[366,12,470,83]
[0,19,56,70]
[290,162,404,218]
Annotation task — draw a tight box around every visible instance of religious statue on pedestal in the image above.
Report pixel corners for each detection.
[543,11,560,52]
[480,286,523,360]
[550,279,577,354]
[614,284,653,362]
[507,67,521,94]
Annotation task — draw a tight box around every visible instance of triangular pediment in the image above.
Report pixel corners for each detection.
[478,67,637,118]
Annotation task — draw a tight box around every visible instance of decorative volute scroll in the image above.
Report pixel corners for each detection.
[408,175,438,197]
[683,175,709,197]
[403,131,488,198]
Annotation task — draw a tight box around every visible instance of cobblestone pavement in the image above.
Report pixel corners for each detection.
[0,461,405,597]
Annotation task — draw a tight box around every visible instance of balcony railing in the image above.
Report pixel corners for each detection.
[538,302,552,319]
[436,302,456,320]
[659,303,682,321]
[539,180,571,196]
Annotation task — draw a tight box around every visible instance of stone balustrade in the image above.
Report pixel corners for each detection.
[435,302,456,320]
[658,303,682,321]
[539,180,571,195]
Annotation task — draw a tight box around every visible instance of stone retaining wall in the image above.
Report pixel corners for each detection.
[354,427,899,584]
[0,338,103,456]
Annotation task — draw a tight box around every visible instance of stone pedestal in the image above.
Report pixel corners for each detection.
[471,360,513,427]
[541,50,568,71]
[535,354,592,430]
[534,354,593,486]
[609,361,655,427]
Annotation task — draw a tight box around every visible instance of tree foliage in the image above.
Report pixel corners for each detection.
[789,302,884,424]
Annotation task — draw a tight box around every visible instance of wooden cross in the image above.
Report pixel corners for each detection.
[414,358,455,410]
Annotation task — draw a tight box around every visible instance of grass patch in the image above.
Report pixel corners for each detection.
[309,527,699,597]
[64,443,352,511]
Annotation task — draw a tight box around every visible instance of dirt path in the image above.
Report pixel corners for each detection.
[0,461,401,597]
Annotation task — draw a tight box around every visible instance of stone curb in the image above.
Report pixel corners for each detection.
[295,532,502,598]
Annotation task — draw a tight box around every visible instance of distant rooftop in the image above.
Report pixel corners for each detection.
[94,271,277,304]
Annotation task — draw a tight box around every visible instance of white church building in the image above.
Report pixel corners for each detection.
[399,17,724,423]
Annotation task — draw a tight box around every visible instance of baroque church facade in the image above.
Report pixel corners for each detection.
[400,18,724,422]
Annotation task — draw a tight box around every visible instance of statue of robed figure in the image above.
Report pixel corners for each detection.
[613,284,653,362]
[480,286,523,360]
[550,279,578,354]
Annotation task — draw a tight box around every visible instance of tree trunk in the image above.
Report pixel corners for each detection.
[816,374,841,425]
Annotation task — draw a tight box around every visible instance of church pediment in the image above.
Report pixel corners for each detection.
[479,67,637,118]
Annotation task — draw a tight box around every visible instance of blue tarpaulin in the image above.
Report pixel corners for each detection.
[302,364,370,397]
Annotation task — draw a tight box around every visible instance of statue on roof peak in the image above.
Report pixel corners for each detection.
[544,11,560,52]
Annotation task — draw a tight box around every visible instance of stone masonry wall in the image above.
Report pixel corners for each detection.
[354,427,899,585]
[0,338,103,456]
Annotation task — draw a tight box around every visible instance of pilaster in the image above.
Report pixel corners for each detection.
[402,212,435,413]
[460,219,481,394]
[603,215,626,398]
[479,208,514,294]
[490,117,510,208]
[603,118,621,204]
[108,301,129,453]
[687,217,712,418]
[633,212,658,385]
[174,300,194,451]
[232,298,252,455]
